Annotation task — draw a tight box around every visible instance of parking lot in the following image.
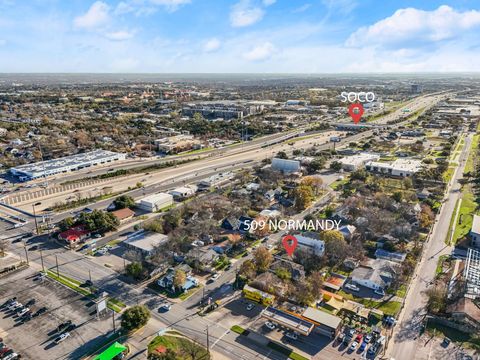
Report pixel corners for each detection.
[0,267,118,360]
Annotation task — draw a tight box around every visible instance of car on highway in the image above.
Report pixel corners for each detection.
[285,332,298,341]
[55,332,70,344]
[264,322,276,330]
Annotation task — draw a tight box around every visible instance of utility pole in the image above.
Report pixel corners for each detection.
[112,310,116,332]
[89,269,92,282]
[40,249,45,272]
[206,325,210,355]
[55,254,59,277]
[23,245,29,265]
[32,202,41,235]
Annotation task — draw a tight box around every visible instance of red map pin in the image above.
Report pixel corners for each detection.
[348,103,364,124]
[282,235,298,256]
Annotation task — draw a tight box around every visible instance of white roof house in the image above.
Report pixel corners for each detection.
[136,192,173,212]
[365,159,423,177]
[338,153,380,171]
[125,230,169,256]
[296,234,325,256]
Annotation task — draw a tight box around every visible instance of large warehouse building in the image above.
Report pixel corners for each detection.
[10,150,127,181]
[136,193,174,212]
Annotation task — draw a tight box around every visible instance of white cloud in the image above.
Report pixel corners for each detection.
[322,0,356,14]
[105,30,134,41]
[243,42,275,61]
[347,5,480,48]
[293,4,311,13]
[203,38,221,52]
[262,0,276,6]
[230,0,265,27]
[115,0,190,15]
[74,1,110,29]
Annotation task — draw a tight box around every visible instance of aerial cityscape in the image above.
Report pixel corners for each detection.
[1,1,480,360]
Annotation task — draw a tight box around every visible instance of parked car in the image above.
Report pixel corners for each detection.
[246,303,254,311]
[349,341,359,351]
[210,273,220,281]
[25,299,35,307]
[364,333,373,343]
[359,341,368,352]
[285,332,298,341]
[345,283,360,292]
[264,322,276,330]
[33,307,47,317]
[57,320,73,333]
[17,307,29,317]
[2,352,18,360]
[55,332,70,344]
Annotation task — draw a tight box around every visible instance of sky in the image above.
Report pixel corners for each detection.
[1,0,480,73]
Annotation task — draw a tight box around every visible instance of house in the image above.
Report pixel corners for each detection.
[270,256,305,281]
[157,266,198,293]
[259,209,281,218]
[124,230,169,257]
[470,215,480,249]
[338,153,380,171]
[188,247,219,267]
[447,297,480,331]
[264,187,283,203]
[58,225,90,247]
[339,224,357,240]
[111,208,135,223]
[375,249,407,263]
[296,234,325,256]
[221,216,253,233]
[350,259,397,291]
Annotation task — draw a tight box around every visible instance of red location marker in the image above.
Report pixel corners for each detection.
[282,235,298,256]
[348,103,364,124]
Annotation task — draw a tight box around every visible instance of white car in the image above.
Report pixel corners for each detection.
[8,302,22,311]
[246,303,254,311]
[160,304,172,311]
[55,332,70,343]
[2,353,19,360]
[17,307,30,317]
[345,283,360,292]
[350,341,359,351]
[210,273,220,281]
[265,322,276,330]
[286,332,298,340]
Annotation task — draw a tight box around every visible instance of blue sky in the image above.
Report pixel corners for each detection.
[1,0,480,72]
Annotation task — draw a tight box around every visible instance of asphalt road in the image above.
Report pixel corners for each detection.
[388,131,472,360]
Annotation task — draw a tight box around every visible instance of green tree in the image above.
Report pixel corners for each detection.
[126,262,144,279]
[239,259,257,280]
[148,349,177,360]
[392,191,403,203]
[275,267,291,280]
[276,151,288,159]
[330,161,342,171]
[113,195,135,210]
[121,305,150,331]
[293,184,315,210]
[322,230,348,266]
[78,210,120,233]
[58,217,75,231]
[173,269,186,290]
[307,158,326,174]
[253,246,273,272]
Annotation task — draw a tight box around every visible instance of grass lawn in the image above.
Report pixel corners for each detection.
[231,325,249,335]
[148,333,210,360]
[452,186,477,245]
[330,178,348,190]
[464,134,479,175]
[387,284,407,298]
[337,290,402,316]
[442,167,455,183]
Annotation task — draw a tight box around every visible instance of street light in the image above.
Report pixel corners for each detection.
[32,202,41,235]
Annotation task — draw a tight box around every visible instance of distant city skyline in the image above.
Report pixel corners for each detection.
[1,0,480,73]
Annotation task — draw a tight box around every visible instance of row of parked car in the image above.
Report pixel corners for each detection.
[0,338,19,360]
[1,297,48,325]
[338,327,385,357]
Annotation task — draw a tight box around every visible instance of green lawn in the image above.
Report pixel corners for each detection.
[330,178,348,190]
[148,333,210,360]
[231,325,249,335]
[464,134,479,175]
[337,290,402,316]
[452,186,477,244]
[435,255,450,276]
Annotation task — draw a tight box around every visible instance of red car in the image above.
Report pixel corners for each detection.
[355,334,363,343]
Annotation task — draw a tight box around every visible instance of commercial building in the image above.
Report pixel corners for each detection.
[182,100,269,120]
[136,193,173,212]
[58,225,90,247]
[124,230,169,257]
[261,306,315,336]
[271,158,301,174]
[301,307,343,338]
[464,248,480,300]
[338,153,380,171]
[365,159,423,177]
[243,284,275,306]
[10,150,127,181]
[198,172,234,188]
[169,185,197,199]
[155,134,202,154]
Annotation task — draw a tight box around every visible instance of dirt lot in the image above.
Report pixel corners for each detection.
[0,267,118,360]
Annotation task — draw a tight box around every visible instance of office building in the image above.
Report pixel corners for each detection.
[365,159,423,177]
[271,158,301,174]
[136,193,173,212]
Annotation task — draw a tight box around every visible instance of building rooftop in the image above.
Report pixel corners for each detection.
[125,230,168,253]
[472,215,480,235]
[302,307,342,329]
[465,248,480,299]
[138,192,173,204]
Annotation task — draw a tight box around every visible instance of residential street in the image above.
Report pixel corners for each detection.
[388,132,472,360]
